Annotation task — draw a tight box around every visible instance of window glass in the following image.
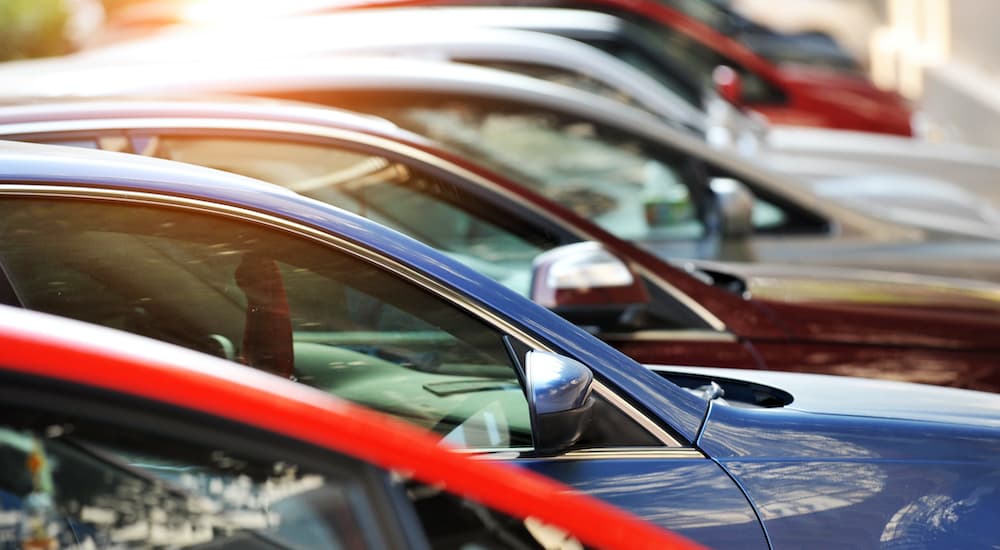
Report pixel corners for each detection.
[462,59,647,110]
[581,29,705,108]
[0,406,595,550]
[0,198,531,449]
[0,419,364,549]
[144,136,556,297]
[363,102,707,243]
[611,18,786,105]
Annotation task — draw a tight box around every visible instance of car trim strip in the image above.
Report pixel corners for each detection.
[600,330,737,342]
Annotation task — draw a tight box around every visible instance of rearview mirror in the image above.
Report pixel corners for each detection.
[713,65,744,106]
[525,350,595,455]
[530,242,649,332]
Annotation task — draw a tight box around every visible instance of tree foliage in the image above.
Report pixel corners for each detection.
[0,0,70,60]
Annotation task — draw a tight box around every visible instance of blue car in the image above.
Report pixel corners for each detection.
[1,139,999,549]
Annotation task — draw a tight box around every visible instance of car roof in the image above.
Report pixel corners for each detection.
[0,304,702,550]
[0,138,709,440]
[3,12,704,129]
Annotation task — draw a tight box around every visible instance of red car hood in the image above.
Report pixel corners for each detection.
[696,261,1000,350]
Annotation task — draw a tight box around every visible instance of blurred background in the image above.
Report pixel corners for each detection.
[6,0,995,149]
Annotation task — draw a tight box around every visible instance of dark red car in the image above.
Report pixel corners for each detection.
[0,303,701,550]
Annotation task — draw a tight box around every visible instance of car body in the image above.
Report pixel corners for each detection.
[3,98,1000,396]
[4,139,1000,549]
[24,5,1000,191]
[0,304,698,550]
[7,56,1000,278]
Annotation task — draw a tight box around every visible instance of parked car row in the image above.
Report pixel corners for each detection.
[1,1,999,548]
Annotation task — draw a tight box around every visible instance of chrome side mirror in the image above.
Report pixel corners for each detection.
[525,350,595,455]
[530,241,649,332]
[710,177,755,239]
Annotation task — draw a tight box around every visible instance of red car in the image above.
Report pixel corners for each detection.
[337,0,914,136]
[0,304,701,550]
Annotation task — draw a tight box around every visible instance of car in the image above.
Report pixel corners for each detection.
[0,304,699,550]
[4,139,1000,549]
[7,56,999,279]
[648,0,865,72]
[327,0,914,135]
[4,97,1000,393]
[26,5,1000,191]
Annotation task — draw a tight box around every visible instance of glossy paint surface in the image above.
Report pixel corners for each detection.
[520,456,768,549]
[700,404,1000,548]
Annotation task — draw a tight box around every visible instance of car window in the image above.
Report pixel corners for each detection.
[0,197,532,449]
[129,136,556,297]
[354,101,708,244]
[461,59,648,111]
[0,418,369,549]
[0,402,595,550]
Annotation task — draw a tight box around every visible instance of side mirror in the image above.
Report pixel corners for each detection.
[525,350,595,455]
[713,65,744,106]
[530,242,650,332]
[710,177,755,239]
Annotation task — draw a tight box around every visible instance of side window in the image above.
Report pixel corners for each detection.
[0,403,595,550]
[0,412,373,549]
[354,100,708,243]
[462,59,648,110]
[0,198,532,449]
[126,135,558,297]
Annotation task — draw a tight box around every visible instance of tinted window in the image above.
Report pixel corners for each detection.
[355,100,710,243]
[143,136,557,297]
[0,399,594,550]
[0,198,531,449]
[0,417,367,549]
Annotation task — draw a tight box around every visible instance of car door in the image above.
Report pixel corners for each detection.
[0,184,765,548]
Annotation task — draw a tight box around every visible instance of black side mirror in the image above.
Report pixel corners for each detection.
[524,350,595,455]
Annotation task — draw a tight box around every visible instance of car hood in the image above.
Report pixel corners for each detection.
[692,260,1000,350]
[649,364,1000,429]
[801,172,1000,239]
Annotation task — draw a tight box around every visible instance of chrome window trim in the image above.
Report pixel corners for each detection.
[0,184,686,449]
[600,330,737,342]
[468,448,703,460]
[0,116,728,331]
[544,447,704,460]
